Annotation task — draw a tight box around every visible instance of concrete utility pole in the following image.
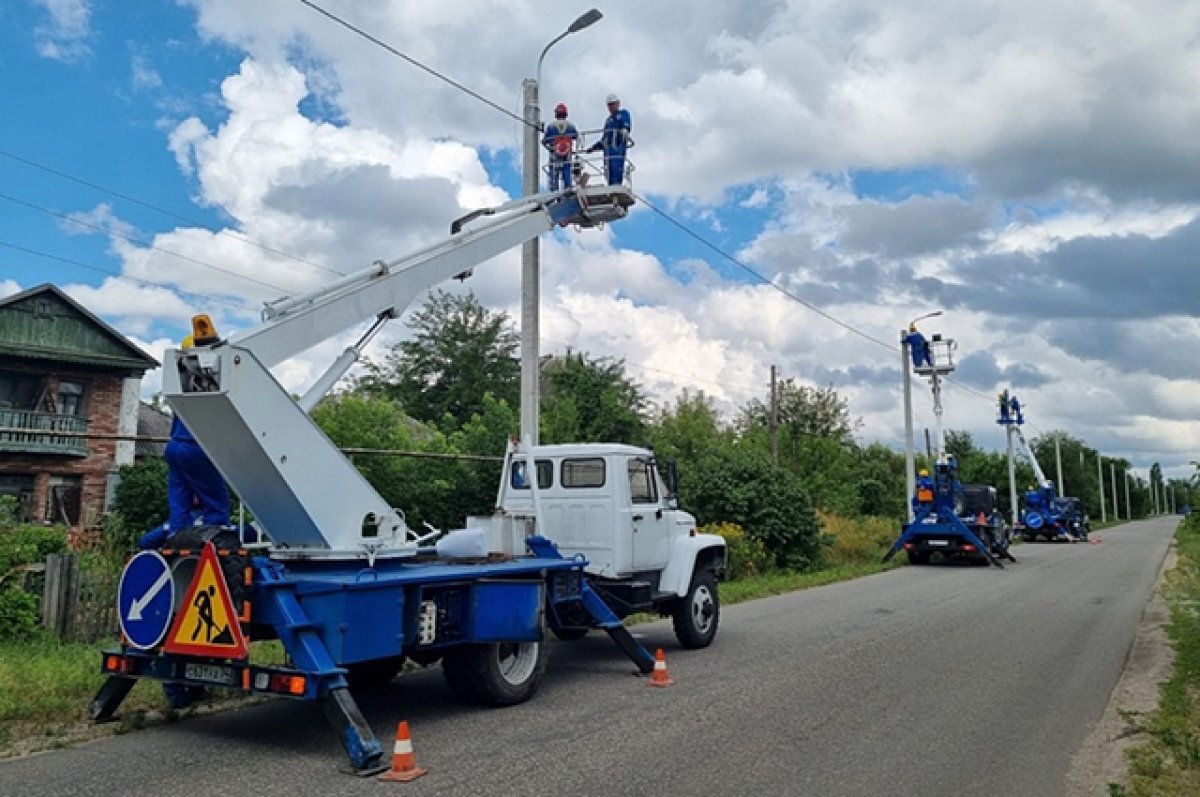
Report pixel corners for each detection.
[519,76,540,446]
[1110,462,1118,521]
[770,364,779,466]
[519,9,604,447]
[1054,434,1065,494]
[1006,425,1018,529]
[1124,470,1132,520]
[901,332,915,523]
[1097,454,1107,523]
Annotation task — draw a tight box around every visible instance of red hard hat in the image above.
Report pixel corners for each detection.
[554,102,568,117]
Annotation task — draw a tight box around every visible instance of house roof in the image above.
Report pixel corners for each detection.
[0,284,158,374]
[136,402,172,458]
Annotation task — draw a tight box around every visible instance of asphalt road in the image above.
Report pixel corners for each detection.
[0,516,1177,797]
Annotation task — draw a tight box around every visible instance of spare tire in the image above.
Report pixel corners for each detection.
[164,526,250,612]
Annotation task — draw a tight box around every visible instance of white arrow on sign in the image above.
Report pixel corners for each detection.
[128,568,172,621]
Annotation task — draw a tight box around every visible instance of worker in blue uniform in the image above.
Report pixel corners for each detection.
[587,93,632,186]
[1009,394,1023,424]
[542,102,579,191]
[912,468,935,514]
[156,331,230,710]
[165,341,230,536]
[903,325,934,368]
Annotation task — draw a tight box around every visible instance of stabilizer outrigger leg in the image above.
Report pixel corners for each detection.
[321,687,386,776]
[88,675,136,722]
[525,535,655,674]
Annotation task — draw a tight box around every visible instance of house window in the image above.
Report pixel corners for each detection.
[562,458,605,489]
[56,381,85,417]
[46,475,82,525]
[0,373,41,410]
[0,474,35,522]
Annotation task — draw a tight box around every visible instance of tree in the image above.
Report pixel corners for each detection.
[540,352,649,445]
[647,389,729,463]
[681,445,822,570]
[356,290,519,429]
[111,458,169,534]
[738,380,860,450]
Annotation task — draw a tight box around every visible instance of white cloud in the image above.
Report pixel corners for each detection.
[64,1,1200,476]
[32,0,91,62]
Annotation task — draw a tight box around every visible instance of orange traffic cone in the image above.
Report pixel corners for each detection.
[648,648,675,688]
[378,720,428,782]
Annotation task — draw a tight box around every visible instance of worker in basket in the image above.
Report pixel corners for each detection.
[542,102,579,191]
[903,324,934,368]
[587,93,632,186]
[913,468,935,513]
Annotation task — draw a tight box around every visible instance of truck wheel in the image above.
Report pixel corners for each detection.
[346,656,404,691]
[672,570,719,649]
[906,550,930,565]
[442,640,549,706]
[551,627,589,641]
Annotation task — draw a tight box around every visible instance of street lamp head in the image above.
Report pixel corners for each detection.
[568,8,603,33]
[908,309,943,328]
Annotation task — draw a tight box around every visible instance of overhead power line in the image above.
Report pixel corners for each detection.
[0,148,346,279]
[0,239,256,315]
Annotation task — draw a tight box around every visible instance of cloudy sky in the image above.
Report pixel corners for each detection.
[2,0,1197,483]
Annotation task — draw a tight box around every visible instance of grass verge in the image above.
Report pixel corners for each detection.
[1117,513,1200,796]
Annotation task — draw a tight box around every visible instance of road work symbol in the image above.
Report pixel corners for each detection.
[164,542,248,659]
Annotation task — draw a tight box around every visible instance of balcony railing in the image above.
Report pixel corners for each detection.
[0,409,89,456]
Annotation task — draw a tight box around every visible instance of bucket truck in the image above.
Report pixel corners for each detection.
[88,183,723,775]
[884,321,1015,568]
[999,395,1089,542]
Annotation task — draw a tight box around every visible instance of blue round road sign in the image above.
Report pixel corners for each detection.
[118,551,175,650]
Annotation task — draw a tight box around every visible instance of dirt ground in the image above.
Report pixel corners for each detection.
[1066,542,1178,796]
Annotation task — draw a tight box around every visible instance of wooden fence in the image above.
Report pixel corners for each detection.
[39,553,119,643]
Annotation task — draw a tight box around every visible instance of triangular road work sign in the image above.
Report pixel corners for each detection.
[164,542,248,659]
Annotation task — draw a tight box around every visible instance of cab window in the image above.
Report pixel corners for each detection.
[627,459,658,504]
[562,458,605,488]
[510,460,552,490]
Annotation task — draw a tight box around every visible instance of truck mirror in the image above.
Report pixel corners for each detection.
[665,459,679,500]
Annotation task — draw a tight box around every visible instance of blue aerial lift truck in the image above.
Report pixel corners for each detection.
[997,391,1089,542]
[884,317,1015,568]
[85,183,688,775]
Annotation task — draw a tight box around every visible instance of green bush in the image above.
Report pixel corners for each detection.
[111,458,169,535]
[0,525,69,574]
[682,446,823,571]
[701,521,771,580]
[0,589,40,639]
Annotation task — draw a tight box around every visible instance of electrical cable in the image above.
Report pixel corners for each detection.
[0,191,290,295]
[0,238,256,315]
[0,148,346,278]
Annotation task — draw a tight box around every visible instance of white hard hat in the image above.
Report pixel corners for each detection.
[605,93,619,104]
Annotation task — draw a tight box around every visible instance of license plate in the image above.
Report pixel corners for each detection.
[184,662,236,686]
[926,539,949,547]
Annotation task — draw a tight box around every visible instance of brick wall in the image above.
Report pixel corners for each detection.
[0,359,127,526]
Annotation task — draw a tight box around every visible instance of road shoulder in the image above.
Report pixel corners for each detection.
[1066,542,1177,796]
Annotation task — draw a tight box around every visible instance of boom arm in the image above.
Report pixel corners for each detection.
[162,188,617,558]
[1012,425,1051,488]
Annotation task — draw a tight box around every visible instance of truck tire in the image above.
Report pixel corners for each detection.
[906,550,930,565]
[672,570,719,649]
[345,656,404,691]
[442,640,549,706]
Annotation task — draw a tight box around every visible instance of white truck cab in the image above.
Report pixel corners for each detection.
[471,442,726,648]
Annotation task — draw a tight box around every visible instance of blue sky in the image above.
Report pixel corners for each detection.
[2,0,1198,481]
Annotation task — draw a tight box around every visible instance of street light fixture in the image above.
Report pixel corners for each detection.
[908,309,942,328]
[520,9,604,448]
